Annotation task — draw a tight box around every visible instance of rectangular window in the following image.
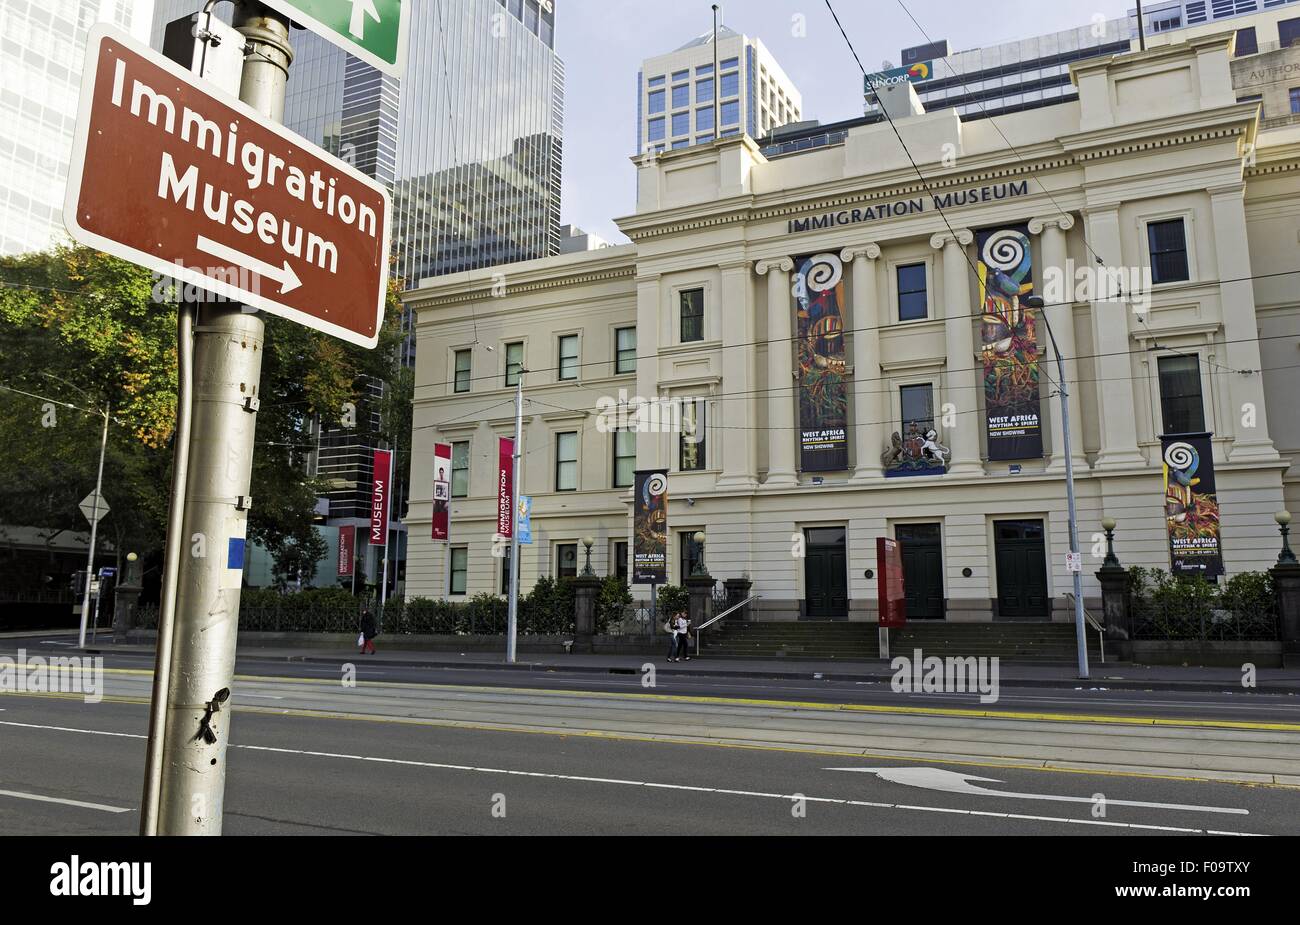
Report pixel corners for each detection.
[558,334,578,381]
[614,430,636,487]
[1281,18,1300,48]
[900,384,935,435]
[647,117,666,142]
[1235,27,1258,56]
[680,399,706,471]
[1148,219,1190,284]
[680,531,704,583]
[505,341,523,386]
[671,111,690,136]
[680,288,704,342]
[720,57,739,70]
[897,263,928,321]
[616,326,637,374]
[1157,355,1206,435]
[555,432,578,491]
[696,63,714,77]
[647,89,665,114]
[672,69,689,82]
[672,139,690,149]
[614,541,629,582]
[500,546,513,595]
[721,71,739,98]
[672,84,690,109]
[721,99,739,125]
[1291,87,1300,114]
[449,547,468,595]
[648,75,665,88]
[556,543,578,579]
[696,105,714,132]
[453,349,471,393]
[451,441,469,497]
[696,78,714,103]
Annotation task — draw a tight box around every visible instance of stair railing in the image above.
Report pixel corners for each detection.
[695,595,760,657]
[1064,592,1106,664]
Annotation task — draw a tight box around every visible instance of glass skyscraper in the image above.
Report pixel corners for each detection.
[0,0,156,256]
[150,0,565,591]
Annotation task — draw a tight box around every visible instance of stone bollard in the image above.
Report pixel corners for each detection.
[724,576,753,621]
[571,575,601,654]
[1271,563,1300,668]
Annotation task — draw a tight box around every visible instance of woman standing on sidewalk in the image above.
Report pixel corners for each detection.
[359,607,377,655]
[668,610,691,662]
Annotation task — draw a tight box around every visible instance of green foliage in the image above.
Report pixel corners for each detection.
[521,574,575,634]
[656,584,689,616]
[594,575,633,634]
[1128,567,1278,640]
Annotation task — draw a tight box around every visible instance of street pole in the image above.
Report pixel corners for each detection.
[506,370,525,664]
[148,1,292,835]
[77,403,110,649]
[380,434,396,612]
[1030,296,1090,680]
[1136,0,1147,52]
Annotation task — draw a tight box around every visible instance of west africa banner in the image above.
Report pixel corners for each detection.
[1161,433,1224,577]
[632,469,668,584]
[794,252,849,471]
[978,226,1043,460]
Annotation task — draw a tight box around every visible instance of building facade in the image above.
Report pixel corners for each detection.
[405,34,1298,623]
[637,25,801,155]
[0,0,155,256]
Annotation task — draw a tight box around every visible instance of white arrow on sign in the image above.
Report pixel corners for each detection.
[825,766,1248,815]
[196,235,302,295]
[79,491,109,524]
[348,0,381,40]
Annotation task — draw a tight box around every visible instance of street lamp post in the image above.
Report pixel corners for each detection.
[1276,511,1296,566]
[1026,295,1089,679]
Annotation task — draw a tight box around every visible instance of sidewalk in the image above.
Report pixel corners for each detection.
[59,634,1300,694]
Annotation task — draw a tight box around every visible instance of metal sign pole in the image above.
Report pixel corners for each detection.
[506,372,524,663]
[150,2,292,836]
[77,405,110,649]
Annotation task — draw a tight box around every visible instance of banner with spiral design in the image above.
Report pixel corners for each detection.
[978,226,1043,460]
[633,469,668,584]
[794,252,849,471]
[1160,432,1223,577]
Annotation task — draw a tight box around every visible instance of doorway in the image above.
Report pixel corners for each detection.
[803,527,848,620]
[993,519,1049,620]
[896,522,944,619]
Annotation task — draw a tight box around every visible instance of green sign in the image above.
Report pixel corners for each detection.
[260,0,408,77]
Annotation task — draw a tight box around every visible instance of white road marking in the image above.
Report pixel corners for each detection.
[826,766,1249,815]
[0,719,1271,834]
[0,789,130,813]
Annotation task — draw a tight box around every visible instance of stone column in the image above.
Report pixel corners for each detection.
[1209,183,1278,463]
[724,575,753,620]
[1083,205,1144,469]
[684,574,716,637]
[842,244,884,482]
[1029,214,1088,473]
[1273,564,1300,668]
[634,273,663,472]
[756,257,797,487]
[571,574,601,653]
[930,229,982,476]
[718,260,759,490]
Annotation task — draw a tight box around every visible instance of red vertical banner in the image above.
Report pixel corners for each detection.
[877,537,907,628]
[337,525,356,576]
[371,449,391,547]
[432,442,452,541]
[497,437,514,539]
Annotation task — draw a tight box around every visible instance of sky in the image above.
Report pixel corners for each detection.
[554,0,1136,245]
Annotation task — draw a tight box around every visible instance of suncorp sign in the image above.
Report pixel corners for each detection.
[864,61,933,93]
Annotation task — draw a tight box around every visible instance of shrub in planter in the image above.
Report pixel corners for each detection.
[655,584,689,619]
[594,575,633,634]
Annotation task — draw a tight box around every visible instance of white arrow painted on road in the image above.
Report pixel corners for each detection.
[825,766,1248,815]
[195,235,302,294]
[348,0,381,40]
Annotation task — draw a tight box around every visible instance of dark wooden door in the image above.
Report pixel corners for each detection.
[896,523,944,619]
[804,528,848,619]
[994,520,1049,620]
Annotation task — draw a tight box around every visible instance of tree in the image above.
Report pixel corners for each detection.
[0,245,407,575]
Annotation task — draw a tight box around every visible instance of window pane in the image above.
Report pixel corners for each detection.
[1148,219,1189,284]
[451,442,469,497]
[680,532,703,582]
[558,334,578,380]
[721,99,739,125]
[450,548,468,594]
[648,89,665,114]
[721,72,739,97]
[1158,355,1205,434]
[672,84,690,108]
[696,106,714,131]
[556,432,577,491]
[648,118,665,142]
[615,542,629,581]
[901,384,934,431]
[614,429,636,487]
[672,111,690,136]
[616,327,637,374]
[696,78,714,103]
[557,544,577,579]
[454,349,471,392]
[680,288,704,342]
[505,342,523,386]
[680,399,706,470]
[897,263,927,321]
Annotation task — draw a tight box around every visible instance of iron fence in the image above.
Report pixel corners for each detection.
[1131,598,1280,641]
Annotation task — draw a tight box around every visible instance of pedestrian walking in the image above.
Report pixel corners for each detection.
[667,609,691,662]
[359,607,377,655]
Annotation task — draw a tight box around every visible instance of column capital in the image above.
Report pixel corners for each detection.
[1206,182,1246,200]
[755,256,794,275]
[840,243,881,262]
[929,228,973,250]
[1027,213,1076,235]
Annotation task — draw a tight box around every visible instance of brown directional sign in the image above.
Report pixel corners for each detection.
[65,25,390,348]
